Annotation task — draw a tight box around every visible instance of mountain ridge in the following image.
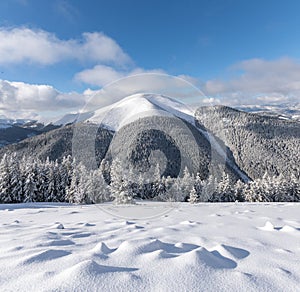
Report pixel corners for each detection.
[0,94,299,182]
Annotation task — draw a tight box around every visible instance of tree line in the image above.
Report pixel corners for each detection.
[0,153,299,204]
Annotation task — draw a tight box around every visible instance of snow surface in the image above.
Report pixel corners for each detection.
[0,202,299,291]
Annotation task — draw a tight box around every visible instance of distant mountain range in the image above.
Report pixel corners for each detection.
[0,117,60,148]
[0,94,299,181]
[236,102,300,121]
[1,100,299,148]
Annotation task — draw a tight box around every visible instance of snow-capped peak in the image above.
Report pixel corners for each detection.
[86,93,196,131]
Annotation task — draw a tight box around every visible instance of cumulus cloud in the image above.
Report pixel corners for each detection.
[203,58,300,105]
[75,65,166,87]
[0,79,92,119]
[2,26,299,118]
[75,65,125,86]
[0,73,205,119]
[0,27,131,65]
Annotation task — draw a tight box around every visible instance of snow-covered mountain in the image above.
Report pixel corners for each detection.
[0,93,247,182]
[1,93,299,181]
[236,102,300,121]
[52,93,196,130]
[51,96,300,129]
[0,116,36,129]
[88,93,196,130]
[196,105,300,179]
[0,116,60,148]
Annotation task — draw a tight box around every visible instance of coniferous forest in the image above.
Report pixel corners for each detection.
[0,153,299,204]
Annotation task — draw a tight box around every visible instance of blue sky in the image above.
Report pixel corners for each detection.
[0,0,300,119]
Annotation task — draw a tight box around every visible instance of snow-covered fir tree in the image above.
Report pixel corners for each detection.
[193,173,203,201]
[23,161,39,203]
[0,153,299,204]
[188,186,198,204]
[180,167,194,200]
[74,164,91,204]
[214,172,235,202]
[110,158,134,204]
[163,176,176,202]
[86,168,111,203]
[0,155,12,203]
[65,163,81,203]
[201,175,217,202]
[234,180,245,202]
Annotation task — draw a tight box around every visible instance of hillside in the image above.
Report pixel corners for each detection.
[195,105,300,179]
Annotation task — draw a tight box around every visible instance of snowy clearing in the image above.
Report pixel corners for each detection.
[0,202,299,291]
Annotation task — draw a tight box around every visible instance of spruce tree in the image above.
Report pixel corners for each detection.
[188,186,198,204]
[110,158,134,204]
[0,155,12,203]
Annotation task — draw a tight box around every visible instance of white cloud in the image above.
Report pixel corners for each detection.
[3,26,299,117]
[0,27,131,65]
[0,73,204,119]
[0,79,91,119]
[256,94,289,103]
[203,58,300,105]
[75,65,125,86]
[75,65,166,87]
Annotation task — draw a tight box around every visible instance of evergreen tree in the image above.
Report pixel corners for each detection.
[87,168,111,203]
[110,158,134,204]
[47,161,59,202]
[65,164,81,203]
[36,159,48,202]
[215,172,235,202]
[181,167,194,200]
[0,154,12,203]
[244,178,269,202]
[194,173,203,200]
[163,176,176,202]
[23,162,38,203]
[9,157,23,203]
[290,174,300,201]
[74,164,91,204]
[202,175,217,202]
[188,186,198,204]
[234,180,245,202]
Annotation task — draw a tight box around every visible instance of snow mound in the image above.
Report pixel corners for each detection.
[280,225,297,232]
[91,242,115,255]
[214,244,250,260]
[60,259,138,276]
[55,223,64,229]
[23,249,71,264]
[259,221,275,231]
[176,246,237,269]
[259,222,299,233]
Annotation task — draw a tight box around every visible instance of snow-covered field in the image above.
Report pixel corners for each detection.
[0,202,299,291]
